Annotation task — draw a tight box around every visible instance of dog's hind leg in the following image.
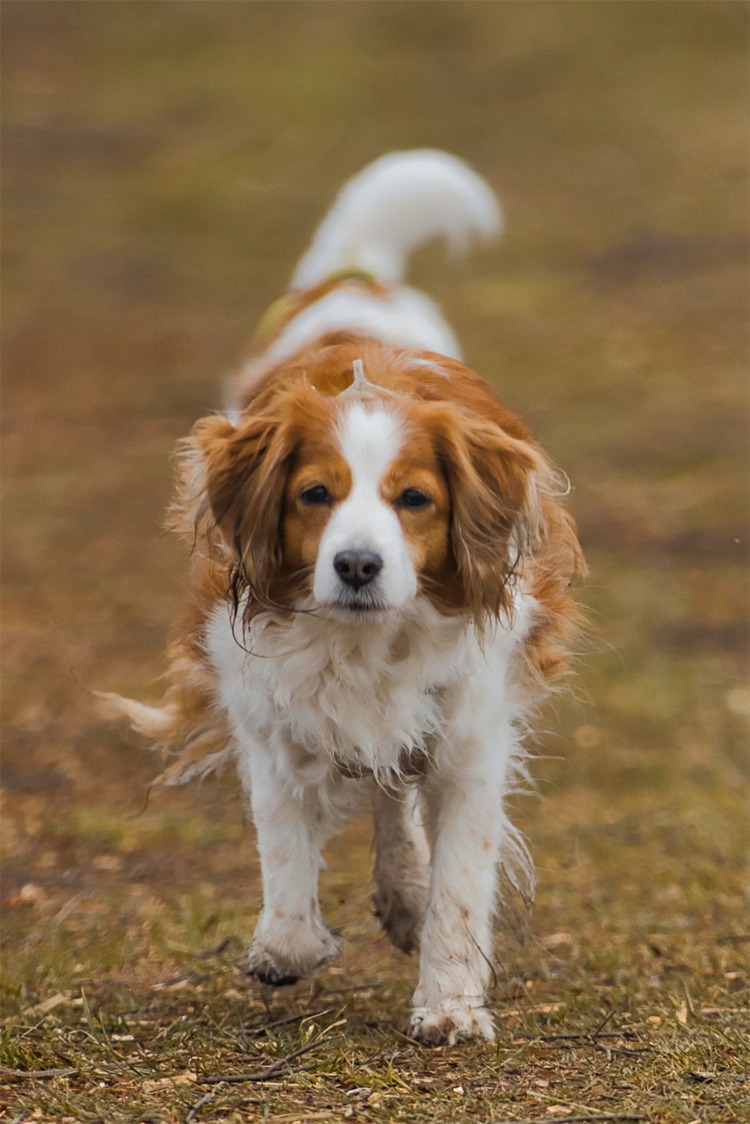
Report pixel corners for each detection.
[371,782,430,954]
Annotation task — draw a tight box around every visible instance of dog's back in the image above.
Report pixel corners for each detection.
[228,150,501,411]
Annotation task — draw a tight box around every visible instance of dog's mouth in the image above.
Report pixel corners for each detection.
[292,581,394,619]
[335,593,390,614]
[326,587,392,615]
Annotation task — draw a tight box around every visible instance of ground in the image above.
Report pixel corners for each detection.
[1,2,748,1122]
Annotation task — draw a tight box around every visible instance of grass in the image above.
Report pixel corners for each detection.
[1,1,748,1121]
[2,770,747,1122]
[1,907,748,1124]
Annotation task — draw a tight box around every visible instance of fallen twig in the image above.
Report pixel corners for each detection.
[244,1007,333,1037]
[512,1028,648,1053]
[314,982,378,995]
[0,1066,77,1080]
[530,1040,651,1054]
[186,1089,214,1121]
[203,1023,344,1084]
[595,1045,652,1056]
[356,1047,408,1068]
[590,1008,616,1039]
[186,1088,265,1122]
[534,1032,637,1042]
[196,937,235,959]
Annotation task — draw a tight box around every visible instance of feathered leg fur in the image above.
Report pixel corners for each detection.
[371,782,430,954]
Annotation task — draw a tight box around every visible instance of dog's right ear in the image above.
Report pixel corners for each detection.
[172,409,293,605]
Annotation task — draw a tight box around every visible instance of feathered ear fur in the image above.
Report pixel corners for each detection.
[177,407,296,618]
[425,404,550,625]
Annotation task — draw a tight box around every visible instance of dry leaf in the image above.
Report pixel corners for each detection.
[143,1071,196,1093]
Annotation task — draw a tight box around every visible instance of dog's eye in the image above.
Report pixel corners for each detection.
[300,484,331,505]
[398,488,432,510]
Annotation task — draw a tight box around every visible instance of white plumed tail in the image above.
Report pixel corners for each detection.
[291,150,501,291]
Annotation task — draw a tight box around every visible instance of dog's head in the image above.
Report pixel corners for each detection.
[183,341,571,628]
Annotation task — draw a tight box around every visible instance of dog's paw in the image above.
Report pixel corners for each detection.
[372,886,424,954]
[246,924,339,985]
[407,999,495,1046]
[245,953,299,987]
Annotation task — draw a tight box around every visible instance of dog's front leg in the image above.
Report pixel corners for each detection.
[239,744,339,985]
[408,747,509,1044]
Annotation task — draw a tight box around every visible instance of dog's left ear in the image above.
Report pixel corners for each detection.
[425,404,552,625]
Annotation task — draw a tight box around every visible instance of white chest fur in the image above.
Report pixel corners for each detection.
[205,593,537,782]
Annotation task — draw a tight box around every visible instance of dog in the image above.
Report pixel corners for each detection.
[106,151,586,1045]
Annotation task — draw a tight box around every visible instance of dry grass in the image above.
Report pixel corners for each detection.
[2,2,748,1121]
[2,924,748,1124]
[2,778,747,1122]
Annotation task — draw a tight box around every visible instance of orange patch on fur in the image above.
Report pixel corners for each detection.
[283,431,352,574]
[379,423,452,591]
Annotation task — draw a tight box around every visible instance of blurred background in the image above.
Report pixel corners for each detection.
[2,0,747,1037]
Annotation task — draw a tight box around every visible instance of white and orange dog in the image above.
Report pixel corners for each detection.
[110,152,585,1045]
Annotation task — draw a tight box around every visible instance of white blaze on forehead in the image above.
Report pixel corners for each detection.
[335,400,405,485]
[312,400,417,608]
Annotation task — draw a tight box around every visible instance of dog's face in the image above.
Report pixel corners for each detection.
[285,400,453,612]
[192,342,547,625]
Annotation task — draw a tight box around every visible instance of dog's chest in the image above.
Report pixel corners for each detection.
[207,604,472,774]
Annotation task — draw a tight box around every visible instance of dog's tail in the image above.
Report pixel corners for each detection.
[291,150,501,291]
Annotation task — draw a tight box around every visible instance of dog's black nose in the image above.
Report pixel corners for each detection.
[333,550,383,590]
